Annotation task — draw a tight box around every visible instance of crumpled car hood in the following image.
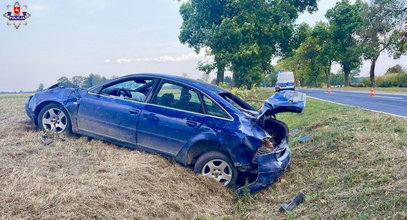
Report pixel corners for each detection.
[258,91,306,119]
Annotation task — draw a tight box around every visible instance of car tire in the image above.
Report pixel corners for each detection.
[37,103,72,134]
[194,151,238,187]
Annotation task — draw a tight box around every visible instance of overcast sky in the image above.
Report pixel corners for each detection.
[1,0,406,91]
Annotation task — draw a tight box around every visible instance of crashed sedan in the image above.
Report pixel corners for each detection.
[25,73,305,193]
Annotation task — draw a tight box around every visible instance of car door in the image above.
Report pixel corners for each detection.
[77,77,155,145]
[137,80,206,156]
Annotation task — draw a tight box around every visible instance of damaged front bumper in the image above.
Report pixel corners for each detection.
[25,96,35,123]
[237,145,291,194]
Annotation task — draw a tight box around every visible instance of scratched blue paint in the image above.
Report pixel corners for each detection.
[25,73,306,193]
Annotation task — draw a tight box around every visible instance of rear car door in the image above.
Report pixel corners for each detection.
[137,80,206,156]
[77,78,155,145]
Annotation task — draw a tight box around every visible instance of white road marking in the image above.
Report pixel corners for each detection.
[308,96,407,119]
[373,95,403,100]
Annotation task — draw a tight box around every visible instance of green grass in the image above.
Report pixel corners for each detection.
[324,87,407,94]
[240,88,406,219]
[0,91,406,219]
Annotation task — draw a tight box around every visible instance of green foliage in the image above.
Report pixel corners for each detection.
[326,0,365,86]
[358,0,407,86]
[57,76,78,88]
[331,73,345,86]
[179,0,317,88]
[82,74,108,88]
[56,74,108,89]
[224,76,232,87]
[375,73,407,87]
[386,64,406,74]
[276,22,333,87]
[262,73,277,87]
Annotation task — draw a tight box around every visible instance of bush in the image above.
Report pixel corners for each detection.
[376,73,407,87]
[350,83,365,87]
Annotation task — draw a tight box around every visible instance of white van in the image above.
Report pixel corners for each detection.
[275,71,295,92]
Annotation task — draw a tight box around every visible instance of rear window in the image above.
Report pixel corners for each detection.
[278,73,294,82]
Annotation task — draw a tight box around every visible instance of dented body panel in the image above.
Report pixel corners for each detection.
[26,73,306,193]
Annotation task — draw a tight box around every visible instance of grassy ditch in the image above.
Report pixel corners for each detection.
[0,92,406,219]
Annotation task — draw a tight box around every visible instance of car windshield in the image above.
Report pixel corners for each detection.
[219,93,256,111]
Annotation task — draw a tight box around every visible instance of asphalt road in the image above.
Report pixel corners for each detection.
[297,89,407,117]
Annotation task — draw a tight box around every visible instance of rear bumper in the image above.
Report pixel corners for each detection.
[237,146,291,194]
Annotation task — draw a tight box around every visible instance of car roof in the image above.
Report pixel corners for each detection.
[124,73,229,94]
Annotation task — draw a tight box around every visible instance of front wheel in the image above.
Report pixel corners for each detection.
[194,151,238,186]
[37,103,71,134]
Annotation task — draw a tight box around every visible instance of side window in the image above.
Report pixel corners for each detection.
[151,82,203,113]
[203,95,230,119]
[100,79,154,102]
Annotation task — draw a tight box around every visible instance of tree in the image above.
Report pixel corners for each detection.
[71,76,86,88]
[179,0,318,87]
[386,64,406,74]
[330,72,345,86]
[275,22,334,87]
[82,74,107,88]
[197,61,215,83]
[224,76,232,87]
[294,38,325,87]
[326,0,365,87]
[262,72,277,87]
[311,22,335,88]
[57,76,77,88]
[359,0,407,87]
[37,83,44,92]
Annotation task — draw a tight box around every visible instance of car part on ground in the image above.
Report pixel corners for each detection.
[298,135,313,143]
[25,73,307,194]
[279,192,306,212]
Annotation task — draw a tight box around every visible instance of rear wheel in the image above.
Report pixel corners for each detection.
[37,103,71,134]
[194,151,238,186]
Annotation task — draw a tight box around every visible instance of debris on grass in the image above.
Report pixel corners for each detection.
[298,134,313,143]
[279,192,305,212]
[291,128,300,136]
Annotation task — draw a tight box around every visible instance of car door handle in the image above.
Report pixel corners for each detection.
[129,109,140,115]
[186,120,198,127]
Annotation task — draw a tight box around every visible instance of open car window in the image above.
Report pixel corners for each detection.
[100,79,154,102]
[151,82,204,113]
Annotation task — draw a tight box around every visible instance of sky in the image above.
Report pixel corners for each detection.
[0,0,406,91]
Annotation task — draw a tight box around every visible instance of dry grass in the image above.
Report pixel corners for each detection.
[1,93,406,220]
[0,94,235,219]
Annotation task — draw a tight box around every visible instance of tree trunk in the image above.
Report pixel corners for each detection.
[216,63,225,85]
[231,71,237,87]
[326,61,332,88]
[344,70,350,87]
[369,57,377,88]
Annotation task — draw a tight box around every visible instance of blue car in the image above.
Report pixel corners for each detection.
[25,73,306,193]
